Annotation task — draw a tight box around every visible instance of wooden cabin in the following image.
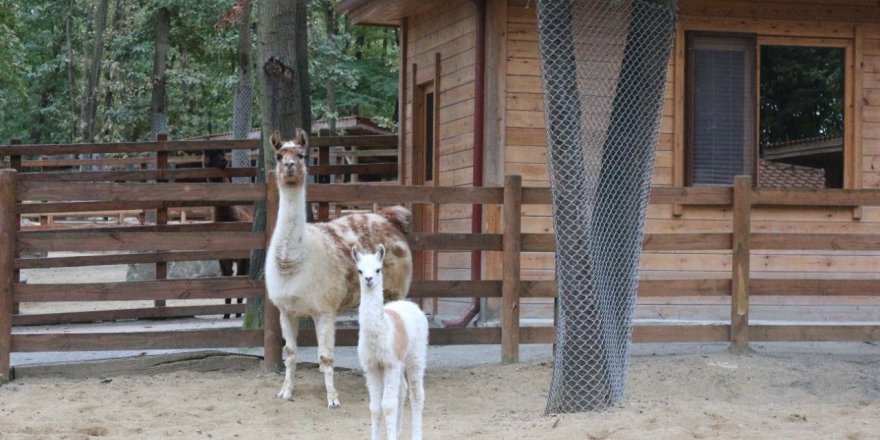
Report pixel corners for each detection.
[338,0,880,324]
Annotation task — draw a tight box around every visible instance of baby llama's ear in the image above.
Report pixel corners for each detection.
[377,244,385,262]
[294,128,309,147]
[271,130,283,151]
[351,245,360,263]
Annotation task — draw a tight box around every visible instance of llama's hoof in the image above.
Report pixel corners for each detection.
[276,389,294,400]
[327,398,341,409]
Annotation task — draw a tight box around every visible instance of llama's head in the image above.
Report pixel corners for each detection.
[271,128,309,186]
[352,244,385,292]
[203,149,228,170]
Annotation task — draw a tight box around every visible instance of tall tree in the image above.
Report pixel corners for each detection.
[149,6,170,138]
[80,0,109,144]
[243,0,311,328]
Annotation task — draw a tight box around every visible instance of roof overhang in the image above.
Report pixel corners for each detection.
[337,0,439,26]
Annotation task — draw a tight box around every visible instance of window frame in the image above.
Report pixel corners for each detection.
[682,31,855,188]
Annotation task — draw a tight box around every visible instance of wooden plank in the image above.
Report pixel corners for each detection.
[633,324,730,343]
[17,182,266,203]
[408,232,502,251]
[0,170,15,383]
[18,168,256,183]
[13,277,263,302]
[650,186,733,205]
[750,278,880,296]
[0,136,395,157]
[501,175,522,364]
[409,280,501,298]
[15,249,252,269]
[521,233,555,252]
[643,233,732,251]
[307,184,503,204]
[11,329,263,352]
[752,187,880,206]
[639,279,731,297]
[17,231,265,253]
[308,162,398,176]
[12,304,246,326]
[18,200,242,215]
[752,233,880,250]
[20,222,253,235]
[750,325,880,342]
[263,173,282,373]
[730,176,752,351]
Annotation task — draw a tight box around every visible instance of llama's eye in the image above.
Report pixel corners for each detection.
[275,153,282,161]
[375,269,381,274]
[297,154,305,160]
[357,270,362,274]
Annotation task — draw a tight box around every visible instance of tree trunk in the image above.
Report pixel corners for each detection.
[243,0,311,328]
[232,0,254,181]
[150,7,170,139]
[80,0,109,170]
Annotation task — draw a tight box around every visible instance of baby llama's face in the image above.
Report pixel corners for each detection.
[354,247,385,291]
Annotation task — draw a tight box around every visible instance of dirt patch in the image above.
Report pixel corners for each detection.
[0,350,877,439]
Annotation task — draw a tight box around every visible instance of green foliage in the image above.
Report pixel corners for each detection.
[308,0,398,129]
[0,0,399,144]
[760,45,845,147]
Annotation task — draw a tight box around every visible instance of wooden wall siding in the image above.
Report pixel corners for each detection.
[482,0,880,315]
[405,0,477,317]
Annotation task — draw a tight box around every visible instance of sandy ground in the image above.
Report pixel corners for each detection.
[1,344,878,440]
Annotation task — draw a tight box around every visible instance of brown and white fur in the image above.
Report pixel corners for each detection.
[354,245,427,440]
[265,128,413,408]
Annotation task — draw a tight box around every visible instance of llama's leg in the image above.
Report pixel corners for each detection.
[397,373,408,436]
[219,259,234,319]
[314,313,341,408]
[364,368,384,440]
[406,363,425,440]
[276,311,300,400]
[382,365,403,440]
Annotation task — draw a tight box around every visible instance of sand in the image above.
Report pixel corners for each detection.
[1,346,878,440]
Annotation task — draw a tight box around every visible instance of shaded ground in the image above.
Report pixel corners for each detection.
[1,343,878,440]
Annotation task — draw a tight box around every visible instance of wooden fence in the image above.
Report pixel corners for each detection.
[1,137,880,382]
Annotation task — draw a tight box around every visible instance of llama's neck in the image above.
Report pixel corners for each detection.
[358,286,388,337]
[273,182,307,264]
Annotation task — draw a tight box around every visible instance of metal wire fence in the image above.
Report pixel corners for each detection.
[536,0,677,413]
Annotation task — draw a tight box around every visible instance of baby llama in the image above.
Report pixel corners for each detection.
[265,128,413,408]
[353,245,427,440]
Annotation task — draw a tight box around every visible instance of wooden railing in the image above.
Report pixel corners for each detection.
[1,149,880,382]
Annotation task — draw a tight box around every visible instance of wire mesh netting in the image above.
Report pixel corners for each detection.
[231,79,255,184]
[536,0,677,413]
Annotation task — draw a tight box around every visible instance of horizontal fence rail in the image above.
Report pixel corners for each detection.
[2,149,880,381]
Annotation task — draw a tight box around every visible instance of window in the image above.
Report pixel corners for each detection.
[686,33,847,188]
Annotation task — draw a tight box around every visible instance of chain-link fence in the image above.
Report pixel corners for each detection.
[231,79,254,183]
[536,0,677,413]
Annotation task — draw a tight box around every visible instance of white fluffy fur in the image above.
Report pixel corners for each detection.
[354,246,428,440]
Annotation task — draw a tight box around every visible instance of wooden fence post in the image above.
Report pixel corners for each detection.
[730,175,752,352]
[9,140,21,316]
[263,172,283,372]
[501,174,522,364]
[154,133,169,308]
[0,169,17,383]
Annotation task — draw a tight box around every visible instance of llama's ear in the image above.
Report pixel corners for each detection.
[351,245,360,263]
[377,244,385,262]
[294,128,309,147]
[270,130,283,151]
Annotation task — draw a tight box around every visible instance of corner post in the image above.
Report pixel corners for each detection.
[263,171,283,372]
[501,174,522,364]
[0,169,17,383]
[730,175,752,352]
[154,133,169,308]
[9,140,21,316]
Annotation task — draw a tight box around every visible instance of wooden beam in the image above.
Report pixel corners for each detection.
[17,231,265,253]
[17,182,266,203]
[12,329,263,352]
[306,184,503,204]
[0,170,15,383]
[13,304,246,326]
[15,249,252,269]
[263,172,283,373]
[13,277,263,302]
[501,175,522,364]
[730,176,752,352]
